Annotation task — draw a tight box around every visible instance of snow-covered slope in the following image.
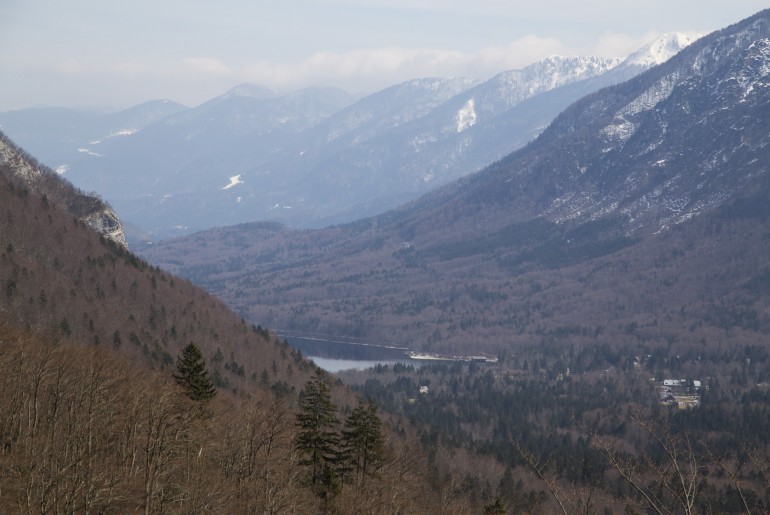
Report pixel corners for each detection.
[468,55,622,119]
[423,10,770,238]
[623,33,701,68]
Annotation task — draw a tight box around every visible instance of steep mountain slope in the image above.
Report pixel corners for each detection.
[416,15,769,238]
[0,132,314,395]
[61,80,470,237]
[140,10,770,355]
[270,57,623,226]
[301,77,480,148]
[0,131,127,248]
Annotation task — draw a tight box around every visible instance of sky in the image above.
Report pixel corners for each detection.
[1,1,767,111]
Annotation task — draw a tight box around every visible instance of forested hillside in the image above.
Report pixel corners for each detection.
[0,154,293,394]
[0,323,445,513]
[0,135,448,513]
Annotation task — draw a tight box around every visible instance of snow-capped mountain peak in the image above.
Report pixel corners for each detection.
[490,55,623,107]
[623,32,700,68]
[525,55,623,82]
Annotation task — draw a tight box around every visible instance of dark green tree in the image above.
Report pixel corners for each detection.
[340,398,386,489]
[483,496,507,514]
[174,342,216,402]
[295,374,341,498]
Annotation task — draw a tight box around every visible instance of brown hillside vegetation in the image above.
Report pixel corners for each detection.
[140,178,770,358]
[0,323,437,513]
[0,161,306,394]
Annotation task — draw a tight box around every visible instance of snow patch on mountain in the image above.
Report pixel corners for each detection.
[456,98,477,132]
[222,174,243,190]
[601,71,682,147]
[89,129,138,145]
[77,148,103,157]
[736,38,770,100]
[623,72,682,117]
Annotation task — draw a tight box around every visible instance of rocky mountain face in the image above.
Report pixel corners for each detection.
[429,13,770,237]
[139,10,770,355]
[0,37,691,239]
[0,131,128,249]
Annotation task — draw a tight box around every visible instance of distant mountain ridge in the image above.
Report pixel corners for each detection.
[138,10,770,355]
[280,34,695,228]
[0,35,694,239]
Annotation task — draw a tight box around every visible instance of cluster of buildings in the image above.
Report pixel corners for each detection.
[658,379,702,409]
[406,351,498,363]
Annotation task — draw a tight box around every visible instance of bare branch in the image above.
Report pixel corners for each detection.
[515,442,570,515]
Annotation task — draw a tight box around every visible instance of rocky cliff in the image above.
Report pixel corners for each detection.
[0,131,128,249]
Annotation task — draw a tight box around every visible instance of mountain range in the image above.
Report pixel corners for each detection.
[139,10,770,356]
[0,34,694,240]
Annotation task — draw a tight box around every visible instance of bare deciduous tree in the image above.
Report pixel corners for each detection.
[589,414,700,515]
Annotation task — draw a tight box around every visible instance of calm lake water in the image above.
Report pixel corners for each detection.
[305,356,411,373]
[284,336,422,372]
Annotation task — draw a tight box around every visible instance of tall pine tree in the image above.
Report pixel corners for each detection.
[174,342,216,402]
[295,374,340,498]
[340,399,386,489]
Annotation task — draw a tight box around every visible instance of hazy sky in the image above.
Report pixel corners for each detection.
[1,1,766,111]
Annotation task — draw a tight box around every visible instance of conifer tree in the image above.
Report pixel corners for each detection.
[174,342,216,402]
[483,496,507,514]
[340,398,386,489]
[295,374,340,497]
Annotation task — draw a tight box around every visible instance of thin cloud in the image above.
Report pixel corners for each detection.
[111,61,152,77]
[474,36,572,69]
[241,36,578,93]
[32,29,684,108]
[182,57,232,76]
[589,31,664,58]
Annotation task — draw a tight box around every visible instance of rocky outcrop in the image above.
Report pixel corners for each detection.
[0,131,128,250]
[81,206,129,249]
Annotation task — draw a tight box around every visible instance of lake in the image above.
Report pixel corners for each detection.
[284,335,423,372]
[304,356,414,373]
